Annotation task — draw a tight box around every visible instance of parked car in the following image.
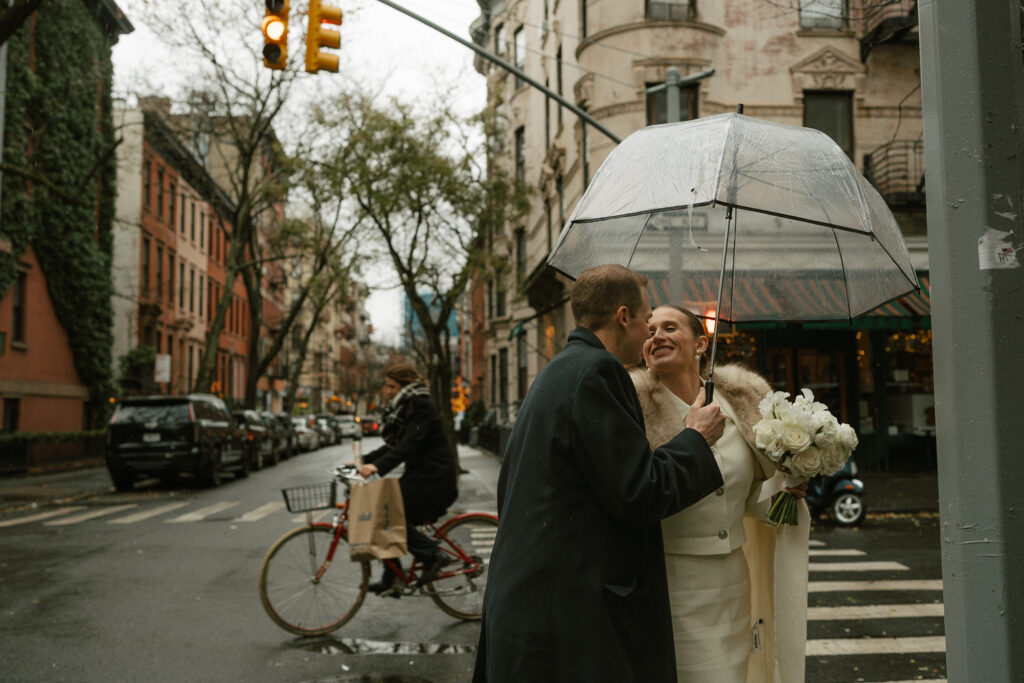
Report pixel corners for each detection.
[274,412,298,458]
[106,394,246,490]
[233,410,276,469]
[260,411,294,461]
[314,413,341,445]
[360,414,381,436]
[334,413,362,440]
[308,414,336,446]
[291,416,321,452]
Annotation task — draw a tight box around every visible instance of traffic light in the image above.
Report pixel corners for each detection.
[305,0,342,73]
[261,0,289,70]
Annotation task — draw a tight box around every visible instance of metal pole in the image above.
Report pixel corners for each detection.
[374,0,620,144]
[665,66,680,123]
[918,1,1024,680]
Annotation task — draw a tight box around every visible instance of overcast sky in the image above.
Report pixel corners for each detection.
[110,0,488,345]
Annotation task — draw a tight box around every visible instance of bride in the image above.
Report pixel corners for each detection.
[631,304,809,682]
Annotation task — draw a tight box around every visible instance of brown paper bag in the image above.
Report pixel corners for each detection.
[347,477,408,561]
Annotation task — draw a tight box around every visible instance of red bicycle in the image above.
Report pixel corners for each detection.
[258,465,498,636]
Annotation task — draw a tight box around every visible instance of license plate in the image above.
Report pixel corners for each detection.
[143,433,161,443]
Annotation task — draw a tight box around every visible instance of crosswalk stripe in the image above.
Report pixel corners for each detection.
[166,501,239,523]
[809,561,909,572]
[0,506,87,527]
[234,502,286,522]
[806,635,946,656]
[809,539,826,546]
[809,579,944,592]
[44,505,138,526]
[809,549,867,557]
[108,502,191,524]
[870,680,946,683]
[808,603,945,620]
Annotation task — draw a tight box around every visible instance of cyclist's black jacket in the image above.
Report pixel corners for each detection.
[473,327,723,683]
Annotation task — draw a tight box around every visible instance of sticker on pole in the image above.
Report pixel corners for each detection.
[978,227,1019,270]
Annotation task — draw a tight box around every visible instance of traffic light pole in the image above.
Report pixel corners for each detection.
[373,0,621,145]
[918,1,1024,680]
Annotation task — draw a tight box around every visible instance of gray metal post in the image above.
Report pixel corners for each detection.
[918,1,1024,680]
[665,66,680,123]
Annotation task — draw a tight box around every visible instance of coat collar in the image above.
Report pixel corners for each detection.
[568,326,605,349]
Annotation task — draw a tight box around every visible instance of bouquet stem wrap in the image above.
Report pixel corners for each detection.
[759,469,807,526]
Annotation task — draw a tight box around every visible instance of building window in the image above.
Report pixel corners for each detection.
[517,334,529,400]
[143,160,152,209]
[198,274,204,317]
[498,347,509,406]
[190,206,196,242]
[169,182,176,228]
[544,80,551,149]
[11,271,27,343]
[141,236,151,298]
[189,266,195,313]
[494,22,505,56]
[557,176,566,228]
[157,167,165,219]
[513,26,525,89]
[179,261,185,308]
[167,250,175,305]
[804,90,853,157]
[515,126,526,183]
[487,280,494,319]
[545,200,553,252]
[516,228,527,284]
[2,398,20,432]
[646,0,695,21]
[198,208,204,249]
[188,345,194,391]
[799,0,846,30]
[490,354,497,404]
[646,82,698,125]
[556,46,564,125]
[581,0,588,38]
[155,243,163,299]
[496,277,507,318]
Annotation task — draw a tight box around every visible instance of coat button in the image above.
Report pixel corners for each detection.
[716,487,725,496]
[718,530,728,539]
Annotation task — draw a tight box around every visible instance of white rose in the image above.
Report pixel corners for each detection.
[790,447,822,478]
[820,444,848,475]
[753,420,776,450]
[759,391,792,419]
[837,423,859,451]
[781,424,812,454]
[814,418,839,448]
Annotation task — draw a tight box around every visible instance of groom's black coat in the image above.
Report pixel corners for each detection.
[473,328,724,682]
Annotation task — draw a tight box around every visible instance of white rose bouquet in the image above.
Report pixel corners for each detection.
[754,388,858,525]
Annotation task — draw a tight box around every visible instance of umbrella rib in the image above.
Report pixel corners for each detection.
[627,212,655,273]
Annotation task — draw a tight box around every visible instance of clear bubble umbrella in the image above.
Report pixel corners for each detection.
[547,112,919,399]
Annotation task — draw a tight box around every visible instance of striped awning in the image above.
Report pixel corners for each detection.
[647,274,930,322]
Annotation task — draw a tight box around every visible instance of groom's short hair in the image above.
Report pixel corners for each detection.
[571,265,648,330]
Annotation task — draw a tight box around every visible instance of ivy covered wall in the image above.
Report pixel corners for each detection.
[0,1,121,421]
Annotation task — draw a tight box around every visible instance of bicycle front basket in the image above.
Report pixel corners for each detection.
[281,481,337,513]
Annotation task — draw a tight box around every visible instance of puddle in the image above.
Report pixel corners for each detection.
[290,637,476,656]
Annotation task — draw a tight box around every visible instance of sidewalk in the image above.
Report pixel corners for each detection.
[0,446,936,516]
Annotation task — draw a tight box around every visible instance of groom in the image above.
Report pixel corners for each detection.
[473,264,726,682]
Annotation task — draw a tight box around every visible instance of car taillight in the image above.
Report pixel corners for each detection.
[248,430,255,442]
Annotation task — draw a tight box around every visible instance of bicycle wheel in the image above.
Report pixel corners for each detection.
[259,524,370,636]
[428,513,498,620]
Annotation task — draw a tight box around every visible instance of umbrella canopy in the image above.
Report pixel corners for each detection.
[547,112,918,323]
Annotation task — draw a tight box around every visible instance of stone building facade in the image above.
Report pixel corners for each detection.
[470,0,932,469]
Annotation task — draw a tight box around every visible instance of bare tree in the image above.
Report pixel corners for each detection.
[309,88,528,451]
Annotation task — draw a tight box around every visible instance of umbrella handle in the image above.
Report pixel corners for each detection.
[704,379,715,405]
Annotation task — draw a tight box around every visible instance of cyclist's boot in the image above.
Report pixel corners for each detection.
[368,561,398,595]
[415,552,446,587]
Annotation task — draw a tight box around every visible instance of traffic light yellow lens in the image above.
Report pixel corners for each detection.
[263,16,286,42]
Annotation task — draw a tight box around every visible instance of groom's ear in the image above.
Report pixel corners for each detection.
[614,305,630,329]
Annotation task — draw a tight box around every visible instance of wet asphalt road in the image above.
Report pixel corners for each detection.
[0,441,945,683]
[0,439,498,683]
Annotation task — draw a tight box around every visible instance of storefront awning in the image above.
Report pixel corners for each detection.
[647,273,930,328]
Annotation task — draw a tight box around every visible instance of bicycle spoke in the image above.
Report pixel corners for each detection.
[428,514,498,620]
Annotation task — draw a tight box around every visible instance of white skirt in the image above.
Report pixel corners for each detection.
[666,548,751,683]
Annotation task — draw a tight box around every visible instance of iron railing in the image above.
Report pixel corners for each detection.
[863,139,926,206]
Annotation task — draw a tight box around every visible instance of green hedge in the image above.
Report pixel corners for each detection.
[0,430,107,474]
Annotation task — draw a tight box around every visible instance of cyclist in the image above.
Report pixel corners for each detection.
[356,363,458,593]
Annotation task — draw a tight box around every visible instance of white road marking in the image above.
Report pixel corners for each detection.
[808,603,945,620]
[108,502,190,524]
[0,506,87,527]
[809,539,826,546]
[234,501,286,522]
[806,635,946,656]
[44,505,137,526]
[166,501,239,522]
[809,579,943,592]
[809,561,909,572]
[809,549,867,557]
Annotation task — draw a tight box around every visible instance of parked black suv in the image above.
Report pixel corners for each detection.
[106,394,246,490]
[234,410,276,469]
